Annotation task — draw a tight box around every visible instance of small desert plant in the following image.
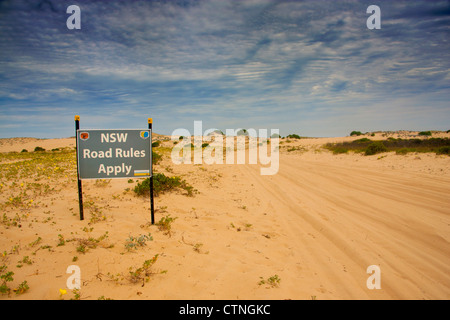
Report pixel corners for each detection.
[258,274,281,288]
[152,141,161,148]
[0,265,14,295]
[13,280,29,295]
[286,134,301,139]
[57,234,66,246]
[193,243,203,253]
[71,288,81,300]
[0,265,26,295]
[34,146,45,152]
[128,254,159,286]
[124,233,153,251]
[350,131,362,136]
[418,131,432,136]
[16,256,33,268]
[71,231,109,254]
[156,215,178,237]
[28,237,42,247]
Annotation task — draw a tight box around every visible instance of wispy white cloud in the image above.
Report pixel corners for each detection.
[0,0,449,138]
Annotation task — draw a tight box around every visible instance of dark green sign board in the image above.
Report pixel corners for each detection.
[76,129,152,179]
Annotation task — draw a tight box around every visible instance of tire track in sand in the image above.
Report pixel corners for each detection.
[235,157,450,299]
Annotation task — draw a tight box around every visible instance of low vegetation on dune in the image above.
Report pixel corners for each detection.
[325,138,450,156]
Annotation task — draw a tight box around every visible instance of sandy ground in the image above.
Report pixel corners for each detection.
[0,132,449,300]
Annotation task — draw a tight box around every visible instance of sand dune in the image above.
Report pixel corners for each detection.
[0,132,449,300]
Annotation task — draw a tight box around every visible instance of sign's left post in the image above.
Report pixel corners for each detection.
[74,115,84,220]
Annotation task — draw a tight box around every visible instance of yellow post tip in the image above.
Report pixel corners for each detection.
[75,115,80,121]
[148,118,153,124]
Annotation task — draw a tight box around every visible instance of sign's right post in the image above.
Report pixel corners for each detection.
[149,118,155,225]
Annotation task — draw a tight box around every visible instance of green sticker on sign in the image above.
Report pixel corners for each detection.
[77,129,152,179]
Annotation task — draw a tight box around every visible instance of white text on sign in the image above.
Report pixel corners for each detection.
[101,133,128,143]
[82,148,146,159]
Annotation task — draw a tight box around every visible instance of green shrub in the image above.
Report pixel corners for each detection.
[134,173,195,197]
[437,146,450,155]
[395,148,409,155]
[34,146,45,152]
[365,142,387,156]
[21,149,28,153]
[152,151,162,164]
[152,141,161,148]
[418,131,432,136]
[354,138,371,143]
[332,147,349,154]
[286,134,301,139]
[350,131,362,136]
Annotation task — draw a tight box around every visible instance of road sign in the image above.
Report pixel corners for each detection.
[76,129,152,180]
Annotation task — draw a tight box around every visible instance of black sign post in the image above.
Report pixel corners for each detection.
[74,115,84,220]
[148,118,155,225]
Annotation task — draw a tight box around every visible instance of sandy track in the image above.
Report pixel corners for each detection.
[236,156,450,299]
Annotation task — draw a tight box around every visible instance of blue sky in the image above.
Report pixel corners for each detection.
[0,0,449,138]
